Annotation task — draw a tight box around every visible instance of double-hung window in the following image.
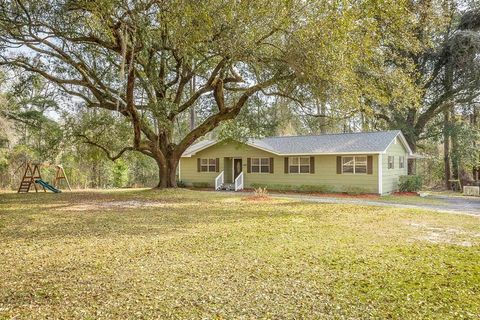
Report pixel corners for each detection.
[388,156,394,169]
[399,156,405,169]
[289,157,310,173]
[342,156,367,174]
[200,158,216,172]
[251,157,270,173]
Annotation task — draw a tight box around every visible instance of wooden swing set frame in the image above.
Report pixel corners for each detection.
[17,162,72,193]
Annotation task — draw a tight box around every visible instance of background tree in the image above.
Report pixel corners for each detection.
[368,3,480,151]
[0,0,421,188]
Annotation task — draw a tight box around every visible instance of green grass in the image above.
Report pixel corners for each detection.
[0,189,479,319]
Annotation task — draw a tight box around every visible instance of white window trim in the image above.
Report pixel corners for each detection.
[288,156,310,174]
[250,157,270,174]
[200,158,217,173]
[341,155,368,175]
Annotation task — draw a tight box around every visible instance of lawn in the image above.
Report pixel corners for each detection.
[0,189,479,319]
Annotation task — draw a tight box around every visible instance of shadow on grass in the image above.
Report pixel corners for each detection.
[0,190,301,241]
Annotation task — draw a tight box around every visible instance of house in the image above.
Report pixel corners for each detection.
[179,130,413,195]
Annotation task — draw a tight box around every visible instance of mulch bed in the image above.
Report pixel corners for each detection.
[392,191,419,196]
[188,186,399,200]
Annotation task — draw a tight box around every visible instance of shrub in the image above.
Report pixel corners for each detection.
[176,180,186,188]
[399,175,423,192]
[192,182,210,188]
[298,184,335,193]
[111,159,130,188]
[343,185,369,195]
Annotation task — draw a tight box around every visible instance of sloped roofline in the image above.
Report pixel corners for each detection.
[383,131,413,155]
[181,139,281,157]
[181,131,412,157]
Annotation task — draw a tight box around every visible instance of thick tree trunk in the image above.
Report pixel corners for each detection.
[317,99,327,134]
[155,154,179,188]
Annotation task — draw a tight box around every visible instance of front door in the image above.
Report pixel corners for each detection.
[233,158,242,181]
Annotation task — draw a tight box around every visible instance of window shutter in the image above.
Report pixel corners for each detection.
[336,156,342,174]
[269,158,274,173]
[310,156,315,174]
[367,156,373,174]
[284,157,289,173]
[247,158,251,173]
[216,158,220,172]
[197,158,201,172]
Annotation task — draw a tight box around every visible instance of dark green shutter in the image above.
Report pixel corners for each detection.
[197,158,201,172]
[284,157,289,173]
[216,158,220,172]
[247,158,251,173]
[336,156,342,174]
[269,158,274,173]
[367,156,373,174]
[310,156,315,174]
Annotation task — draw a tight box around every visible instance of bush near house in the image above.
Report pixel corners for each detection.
[192,182,210,188]
[342,185,371,195]
[250,183,335,193]
[176,180,186,188]
[399,175,423,192]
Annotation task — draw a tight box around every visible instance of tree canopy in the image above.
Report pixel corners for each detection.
[0,0,444,187]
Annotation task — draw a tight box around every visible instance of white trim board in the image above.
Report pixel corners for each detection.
[378,153,383,195]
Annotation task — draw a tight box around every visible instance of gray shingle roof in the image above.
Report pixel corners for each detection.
[182,130,409,156]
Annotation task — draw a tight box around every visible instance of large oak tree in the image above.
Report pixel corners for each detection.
[369,3,480,151]
[0,0,418,187]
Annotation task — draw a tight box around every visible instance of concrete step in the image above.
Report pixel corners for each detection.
[219,183,235,191]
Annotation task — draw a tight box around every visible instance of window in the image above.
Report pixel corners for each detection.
[200,158,216,172]
[289,157,310,173]
[388,156,394,169]
[251,157,270,173]
[354,156,367,173]
[342,156,367,174]
[399,156,405,169]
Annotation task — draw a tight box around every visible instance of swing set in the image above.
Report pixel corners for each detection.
[17,162,71,193]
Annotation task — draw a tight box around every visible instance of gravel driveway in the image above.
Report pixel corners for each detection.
[228,191,480,216]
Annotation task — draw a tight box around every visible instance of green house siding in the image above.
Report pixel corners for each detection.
[381,138,409,194]
[180,141,380,193]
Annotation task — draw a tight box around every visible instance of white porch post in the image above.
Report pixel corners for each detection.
[378,153,383,195]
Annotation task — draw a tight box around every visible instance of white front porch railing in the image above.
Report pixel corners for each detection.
[215,171,224,190]
[234,171,244,191]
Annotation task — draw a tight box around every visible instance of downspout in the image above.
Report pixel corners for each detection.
[178,158,182,182]
[378,153,383,195]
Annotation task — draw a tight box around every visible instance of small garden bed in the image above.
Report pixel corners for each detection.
[392,191,419,196]
[266,189,380,199]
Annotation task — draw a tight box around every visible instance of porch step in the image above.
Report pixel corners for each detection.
[218,183,235,191]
